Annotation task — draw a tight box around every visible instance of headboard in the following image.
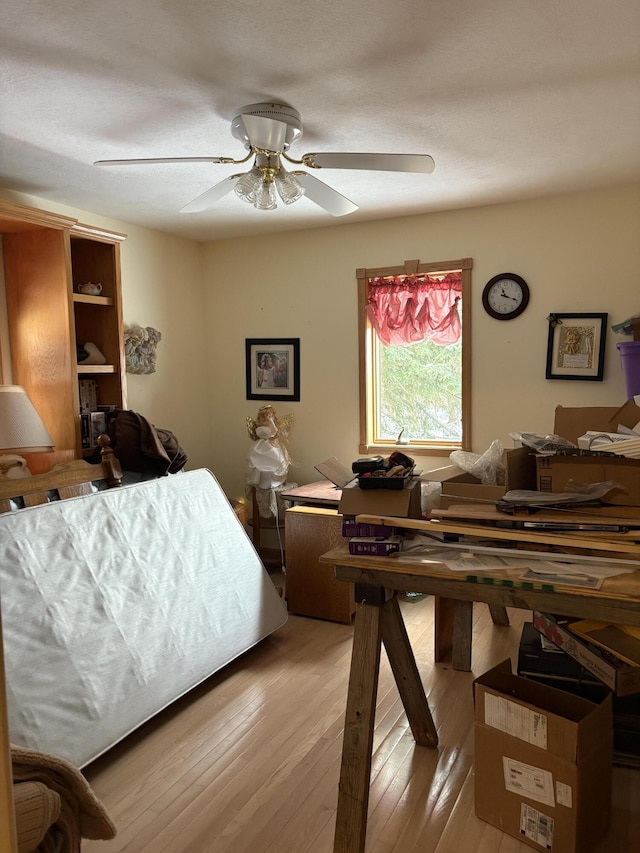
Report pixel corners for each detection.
[0,435,122,513]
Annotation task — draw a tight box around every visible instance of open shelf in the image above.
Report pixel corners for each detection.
[77,365,117,374]
[72,294,114,306]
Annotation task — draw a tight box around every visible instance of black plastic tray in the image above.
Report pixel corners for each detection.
[357,473,413,490]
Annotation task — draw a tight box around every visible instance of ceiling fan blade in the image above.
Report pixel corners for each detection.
[295,173,359,217]
[241,114,287,152]
[179,176,239,213]
[94,157,228,166]
[304,152,435,174]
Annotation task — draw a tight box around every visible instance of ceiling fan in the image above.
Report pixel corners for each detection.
[94,102,435,217]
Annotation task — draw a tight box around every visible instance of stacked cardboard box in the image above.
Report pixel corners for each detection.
[338,477,422,555]
[474,660,613,853]
[421,446,536,509]
[536,401,640,507]
[518,621,640,766]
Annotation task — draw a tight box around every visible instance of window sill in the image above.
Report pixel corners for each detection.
[358,443,464,457]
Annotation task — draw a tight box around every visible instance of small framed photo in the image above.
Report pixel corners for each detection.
[545,313,607,381]
[246,338,300,401]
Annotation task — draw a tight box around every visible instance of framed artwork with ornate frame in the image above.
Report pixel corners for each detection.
[545,313,607,381]
[246,338,300,401]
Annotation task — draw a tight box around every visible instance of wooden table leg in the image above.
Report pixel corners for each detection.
[488,604,510,626]
[381,595,438,747]
[452,599,473,671]
[438,598,507,671]
[333,599,383,853]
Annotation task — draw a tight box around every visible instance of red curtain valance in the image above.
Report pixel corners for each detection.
[366,273,462,346]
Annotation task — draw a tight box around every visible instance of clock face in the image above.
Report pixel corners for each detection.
[482,273,529,320]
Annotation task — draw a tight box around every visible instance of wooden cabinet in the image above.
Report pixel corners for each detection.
[285,506,355,624]
[0,201,126,472]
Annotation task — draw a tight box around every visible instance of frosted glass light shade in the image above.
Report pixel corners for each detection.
[275,170,304,205]
[234,167,262,203]
[254,182,277,210]
[0,385,55,452]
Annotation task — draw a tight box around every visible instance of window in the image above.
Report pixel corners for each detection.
[357,258,471,456]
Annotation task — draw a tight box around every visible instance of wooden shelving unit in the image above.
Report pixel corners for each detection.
[0,201,127,472]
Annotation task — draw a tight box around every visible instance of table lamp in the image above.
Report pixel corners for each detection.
[0,385,55,478]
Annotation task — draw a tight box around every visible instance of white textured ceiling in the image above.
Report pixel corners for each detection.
[1,0,639,242]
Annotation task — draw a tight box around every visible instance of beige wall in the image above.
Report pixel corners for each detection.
[2,185,639,503]
[203,185,640,500]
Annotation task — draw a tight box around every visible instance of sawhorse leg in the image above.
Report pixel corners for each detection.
[434,597,473,671]
[333,586,438,853]
[435,599,509,672]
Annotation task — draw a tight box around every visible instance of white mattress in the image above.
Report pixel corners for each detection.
[0,468,287,767]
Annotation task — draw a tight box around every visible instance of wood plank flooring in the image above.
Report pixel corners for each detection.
[82,597,639,852]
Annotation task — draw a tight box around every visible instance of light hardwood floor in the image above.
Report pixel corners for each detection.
[82,597,639,852]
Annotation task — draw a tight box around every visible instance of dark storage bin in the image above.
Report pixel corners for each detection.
[357,473,413,489]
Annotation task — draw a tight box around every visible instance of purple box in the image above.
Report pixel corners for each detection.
[348,536,403,556]
[342,520,395,538]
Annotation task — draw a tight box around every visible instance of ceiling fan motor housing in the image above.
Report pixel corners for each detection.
[231,103,303,151]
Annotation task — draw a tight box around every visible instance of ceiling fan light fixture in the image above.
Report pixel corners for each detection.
[274,169,304,205]
[234,167,262,204]
[94,101,435,217]
[253,181,277,210]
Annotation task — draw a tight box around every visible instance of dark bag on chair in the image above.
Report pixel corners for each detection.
[109,410,188,475]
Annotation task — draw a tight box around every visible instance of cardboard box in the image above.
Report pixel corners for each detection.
[533,612,640,697]
[422,447,536,509]
[474,659,613,853]
[535,453,640,506]
[338,477,422,519]
[438,482,506,509]
[554,401,640,445]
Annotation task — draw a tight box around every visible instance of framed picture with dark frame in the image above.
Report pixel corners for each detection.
[545,313,607,381]
[246,338,300,401]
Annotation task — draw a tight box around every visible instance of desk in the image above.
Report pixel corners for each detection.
[282,483,354,623]
[319,544,640,853]
[285,506,354,622]
[281,480,342,508]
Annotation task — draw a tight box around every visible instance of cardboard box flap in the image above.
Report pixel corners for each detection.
[504,446,537,490]
[473,658,512,703]
[554,406,620,444]
[423,448,536,494]
[606,400,640,433]
[575,693,613,763]
[473,659,602,763]
[554,402,640,445]
[421,465,473,484]
[475,661,599,721]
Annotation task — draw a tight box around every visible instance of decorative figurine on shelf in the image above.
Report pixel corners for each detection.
[77,282,103,295]
[245,405,297,518]
[76,342,107,365]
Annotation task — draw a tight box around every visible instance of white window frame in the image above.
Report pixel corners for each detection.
[357,257,472,457]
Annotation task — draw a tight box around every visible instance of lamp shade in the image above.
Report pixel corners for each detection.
[0,385,55,452]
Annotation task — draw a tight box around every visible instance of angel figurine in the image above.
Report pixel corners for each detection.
[245,407,296,517]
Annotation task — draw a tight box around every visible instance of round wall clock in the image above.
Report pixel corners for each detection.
[482,273,530,320]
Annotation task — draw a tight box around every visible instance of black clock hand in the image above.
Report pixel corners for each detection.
[500,289,518,300]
